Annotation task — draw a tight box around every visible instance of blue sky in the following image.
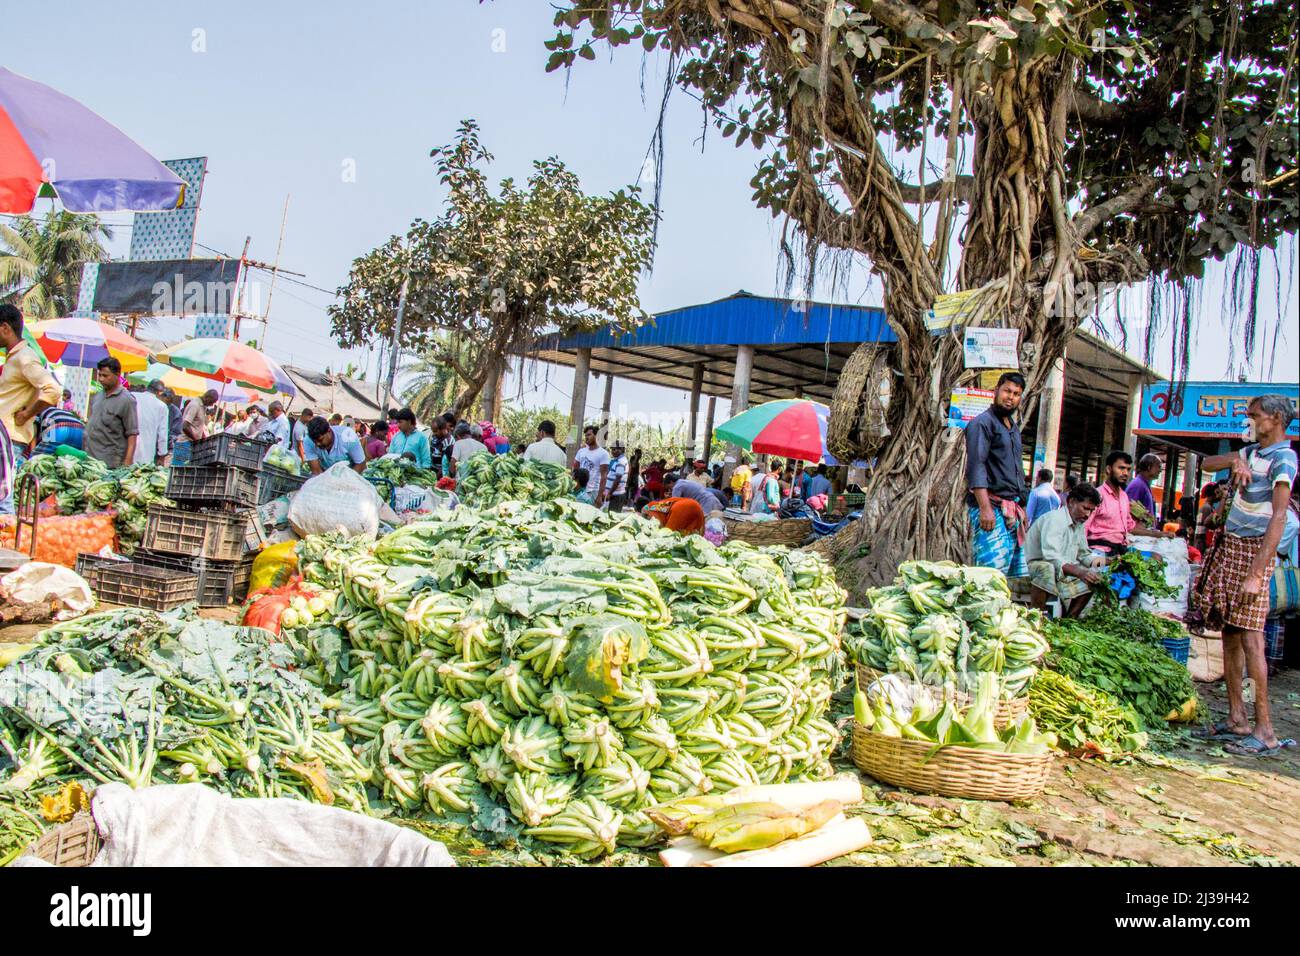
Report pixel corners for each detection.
[4,0,1296,426]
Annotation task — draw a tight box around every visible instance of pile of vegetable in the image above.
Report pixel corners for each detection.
[647,792,842,853]
[364,456,440,491]
[454,452,572,507]
[0,608,371,811]
[853,672,1056,755]
[294,497,845,857]
[1080,604,1187,647]
[1129,500,1154,527]
[1044,619,1197,728]
[845,561,1049,700]
[1102,550,1179,600]
[1028,670,1149,757]
[264,446,302,475]
[16,455,172,552]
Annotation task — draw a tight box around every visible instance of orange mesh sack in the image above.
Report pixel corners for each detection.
[0,511,118,568]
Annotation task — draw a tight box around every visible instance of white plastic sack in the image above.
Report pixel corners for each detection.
[1134,537,1191,616]
[394,485,455,517]
[1,561,95,620]
[16,783,454,867]
[289,462,383,539]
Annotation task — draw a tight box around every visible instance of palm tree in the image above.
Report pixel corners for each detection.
[0,212,113,318]
[401,345,469,423]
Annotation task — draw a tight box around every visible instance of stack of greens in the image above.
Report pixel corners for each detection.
[1081,604,1187,646]
[845,561,1049,700]
[0,609,372,811]
[1102,551,1179,599]
[1044,619,1197,728]
[853,672,1057,754]
[364,456,440,491]
[17,457,172,552]
[1028,670,1149,756]
[454,452,572,507]
[295,497,846,857]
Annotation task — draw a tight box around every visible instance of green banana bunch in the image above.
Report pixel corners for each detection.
[697,616,762,670]
[469,742,515,793]
[499,716,568,774]
[539,682,601,728]
[604,674,660,729]
[617,810,665,848]
[562,715,624,771]
[420,761,478,815]
[647,751,712,803]
[623,715,679,770]
[487,662,548,717]
[450,615,502,663]
[679,716,738,760]
[461,694,512,746]
[419,697,472,755]
[656,684,716,732]
[640,630,713,685]
[400,649,445,701]
[436,658,494,699]
[578,752,651,810]
[751,623,807,671]
[511,623,569,681]
[523,795,623,859]
[505,771,576,826]
[702,750,762,790]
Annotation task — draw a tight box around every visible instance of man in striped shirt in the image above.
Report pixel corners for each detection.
[1193,394,1298,757]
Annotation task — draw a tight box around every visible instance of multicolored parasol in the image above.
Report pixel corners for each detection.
[0,67,185,214]
[29,317,151,373]
[714,399,833,464]
[155,338,296,397]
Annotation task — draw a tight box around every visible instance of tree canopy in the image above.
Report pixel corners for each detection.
[1,212,112,319]
[329,120,657,414]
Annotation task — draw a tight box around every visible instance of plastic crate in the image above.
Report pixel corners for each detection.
[188,433,273,471]
[142,504,253,561]
[166,464,261,508]
[74,552,131,590]
[133,548,255,607]
[1161,636,1191,666]
[93,563,199,611]
[256,465,307,505]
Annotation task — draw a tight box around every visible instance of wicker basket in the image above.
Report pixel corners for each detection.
[25,812,102,867]
[855,662,1029,731]
[851,722,1052,801]
[721,516,811,546]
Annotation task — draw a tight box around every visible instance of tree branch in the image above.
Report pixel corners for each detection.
[1072,175,1160,241]
[898,175,974,203]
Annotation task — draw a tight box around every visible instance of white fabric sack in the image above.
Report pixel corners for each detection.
[17,783,454,867]
[1,562,95,620]
[289,461,383,539]
[1134,537,1191,616]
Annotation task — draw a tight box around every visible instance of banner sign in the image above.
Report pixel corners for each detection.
[1138,382,1300,439]
[947,387,994,428]
[92,259,241,315]
[964,327,1020,369]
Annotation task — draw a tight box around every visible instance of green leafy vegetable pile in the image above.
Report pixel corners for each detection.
[364,455,440,491]
[294,497,846,857]
[0,608,371,811]
[1028,670,1148,757]
[17,455,173,552]
[1044,619,1197,728]
[1080,604,1187,647]
[845,561,1049,700]
[454,452,572,507]
[1102,550,1179,599]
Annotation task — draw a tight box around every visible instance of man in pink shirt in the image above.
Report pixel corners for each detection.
[1085,450,1173,555]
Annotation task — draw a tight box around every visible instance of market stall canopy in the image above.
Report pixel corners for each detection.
[30,317,151,373]
[0,67,185,214]
[156,338,296,396]
[715,399,832,464]
[281,365,385,421]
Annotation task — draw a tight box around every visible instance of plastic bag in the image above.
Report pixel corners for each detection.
[250,540,300,593]
[0,562,95,620]
[288,462,382,539]
[0,511,117,568]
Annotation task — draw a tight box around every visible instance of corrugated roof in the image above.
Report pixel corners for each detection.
[545,290,894,350]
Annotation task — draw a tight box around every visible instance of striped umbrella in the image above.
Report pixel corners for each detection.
[30,317,151,373]
[714,399,833,465]
[0,67,185,213]
[155,338,296,397]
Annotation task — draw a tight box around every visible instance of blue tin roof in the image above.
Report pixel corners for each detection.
[551,290,895,350]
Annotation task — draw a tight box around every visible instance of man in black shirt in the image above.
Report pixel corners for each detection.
[965,371,1029,578]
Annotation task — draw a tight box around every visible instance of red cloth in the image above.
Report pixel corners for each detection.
[989,493,1029,546]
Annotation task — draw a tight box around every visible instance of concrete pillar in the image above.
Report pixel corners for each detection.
[722,345,755,485]
[1032,356,1065,475]
[599,372,614,426]
[1124,377,1143,457]
[703,394,717,462]
[566,347,591,461]
[688,364,704,448]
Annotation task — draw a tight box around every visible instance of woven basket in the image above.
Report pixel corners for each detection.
[855,663,1028,731]
[851,722,1052,801]
[25,812,102,867]
[722,516,811,547]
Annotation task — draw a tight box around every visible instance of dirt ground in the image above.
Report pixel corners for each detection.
[3,615,1296,867]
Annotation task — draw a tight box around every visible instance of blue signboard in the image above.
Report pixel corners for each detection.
[1137,382,1300,439]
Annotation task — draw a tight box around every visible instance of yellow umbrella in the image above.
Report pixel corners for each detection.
[127,362,210,397]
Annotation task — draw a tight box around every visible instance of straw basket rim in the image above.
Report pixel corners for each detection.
[25,811,102,867]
